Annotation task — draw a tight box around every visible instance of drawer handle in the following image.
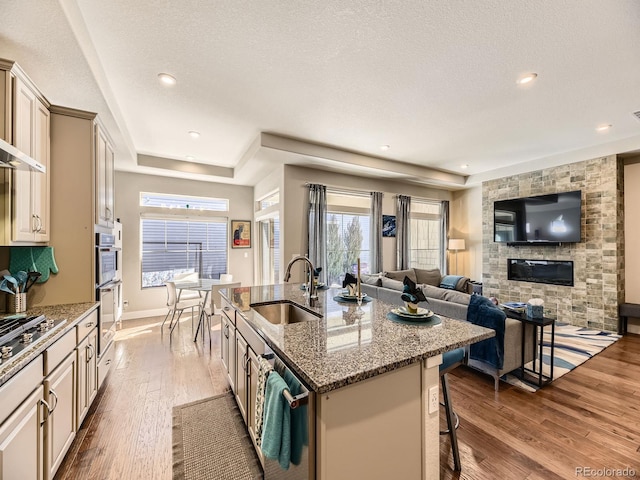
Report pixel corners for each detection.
[49,389,59,414]
[87,344,95,361]
[40,398,52,426]
[223,306,230,311]
[85,322,95,328]
[242,352,248,371]
[105,359,111,366]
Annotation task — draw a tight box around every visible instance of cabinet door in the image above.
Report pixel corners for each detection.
[235,334,248,423]
[75,337,89,427]
[95,124,114,228]
[44,354,76,480]
[32,98,50,241]
[221,315,229,373]
[12,76,36,242]
[228,323,236,393]
[86,329,98,408]
[0,385,45,480]
[104,139,114,227]
[247,347,260,446]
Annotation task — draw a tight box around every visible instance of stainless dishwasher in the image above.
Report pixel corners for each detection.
[262,348,315,480]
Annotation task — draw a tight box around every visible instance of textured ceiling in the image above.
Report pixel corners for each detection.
[1,0,640,187]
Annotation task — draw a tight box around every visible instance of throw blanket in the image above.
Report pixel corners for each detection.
[466,294,506,369]
[440,275,463,290]
[255,356,273,447]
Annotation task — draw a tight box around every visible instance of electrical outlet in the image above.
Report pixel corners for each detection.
[428,386,438,414]
[123,300,129,309]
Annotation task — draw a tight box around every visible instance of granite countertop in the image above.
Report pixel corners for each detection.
[0,302,99,387]
[223,284,495,394]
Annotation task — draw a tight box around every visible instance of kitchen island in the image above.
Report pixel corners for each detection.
[221,284,495,480]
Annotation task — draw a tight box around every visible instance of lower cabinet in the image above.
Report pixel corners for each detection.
[247,348,260,447]
[235,334,249,422]
[220,315,230,374]
[76,328,98,427]
[0,385,45,480]
[44,353,76,480]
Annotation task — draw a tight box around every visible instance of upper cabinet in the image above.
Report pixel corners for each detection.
[0,60,50,244]
[95,120,115,228]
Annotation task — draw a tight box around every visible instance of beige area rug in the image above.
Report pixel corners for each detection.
[172,392,263,480]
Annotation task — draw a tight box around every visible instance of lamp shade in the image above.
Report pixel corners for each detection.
[448,238,465,251]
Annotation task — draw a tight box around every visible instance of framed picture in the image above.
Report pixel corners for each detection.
[382,215,396,237]
[232,286,252,311]
[231,220,251,248]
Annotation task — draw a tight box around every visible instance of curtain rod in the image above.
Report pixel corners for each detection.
[304,182,381,197]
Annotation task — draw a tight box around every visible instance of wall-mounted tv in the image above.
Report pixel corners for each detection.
[494,190,582,244]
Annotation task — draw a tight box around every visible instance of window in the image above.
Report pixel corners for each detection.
[139,193,229,287]
[140,192,228,212]
[326,191,371,287]
[141,218,228,287]
[258,217,280,285]
[409,200,443,270]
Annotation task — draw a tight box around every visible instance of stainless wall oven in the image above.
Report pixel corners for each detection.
[96,231,120,356]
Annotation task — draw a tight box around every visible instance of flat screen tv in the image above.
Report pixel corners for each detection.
[494,190,582,244]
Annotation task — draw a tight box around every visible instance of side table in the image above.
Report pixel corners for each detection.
[503,309,555,387]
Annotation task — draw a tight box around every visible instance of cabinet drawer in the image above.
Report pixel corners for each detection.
[76,309,98,343]
[44,328,75,376]
[97,340,114,389]
[0,355,43,423]
[221,297,235,325]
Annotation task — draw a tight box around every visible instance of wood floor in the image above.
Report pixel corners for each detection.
[55,315,640,480]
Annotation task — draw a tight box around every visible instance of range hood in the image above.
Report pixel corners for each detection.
[0,137,46,173]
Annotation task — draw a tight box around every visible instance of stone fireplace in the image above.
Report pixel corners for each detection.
[482,155,624,332]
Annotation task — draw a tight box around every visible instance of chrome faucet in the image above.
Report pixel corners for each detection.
[284,256,318,299]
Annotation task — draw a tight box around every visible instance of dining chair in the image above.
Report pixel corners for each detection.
[162,281,202,336]
[172,271,202,302]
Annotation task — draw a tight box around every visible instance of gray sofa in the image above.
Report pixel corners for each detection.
[360,268,535,390]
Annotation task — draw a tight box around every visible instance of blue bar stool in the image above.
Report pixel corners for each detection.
[440,347,465,471]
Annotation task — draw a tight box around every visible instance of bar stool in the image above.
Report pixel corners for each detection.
[440,347,465,471]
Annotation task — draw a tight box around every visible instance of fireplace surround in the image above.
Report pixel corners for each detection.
[507,259,574,287]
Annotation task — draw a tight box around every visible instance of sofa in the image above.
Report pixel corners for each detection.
[359,268,535,390]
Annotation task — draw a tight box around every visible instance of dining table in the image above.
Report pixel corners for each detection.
[173,278,235,342]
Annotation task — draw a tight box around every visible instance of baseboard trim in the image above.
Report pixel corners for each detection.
[121,308,167,321]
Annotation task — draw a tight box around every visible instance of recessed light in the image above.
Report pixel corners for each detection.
[186,155,195,161]
[517,73,538,85]
[380,145,390,151]
[188,131,200,139]
[461,164,469,169]
[158,73,176,86]
[595,124,612,132]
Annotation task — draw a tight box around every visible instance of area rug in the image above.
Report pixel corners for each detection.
[503,323,621,392]
[172,392,263,480]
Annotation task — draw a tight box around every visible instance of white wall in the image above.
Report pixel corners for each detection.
[625,161,640,333]
[450,186,483,280]
[281,165,452,281]
[115,171,254,319]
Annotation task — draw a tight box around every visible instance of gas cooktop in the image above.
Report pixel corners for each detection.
[0,314,67,365]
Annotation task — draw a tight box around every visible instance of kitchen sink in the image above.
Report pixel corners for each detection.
[251,302,321,325]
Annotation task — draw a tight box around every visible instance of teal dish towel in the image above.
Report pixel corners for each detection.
[282,368,309,465]
[261,371,291,470]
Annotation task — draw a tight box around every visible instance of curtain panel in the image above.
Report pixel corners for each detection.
[307,184,328,283]
[369,192,383,273]
[396,195,411,270]
[441,200,450,274]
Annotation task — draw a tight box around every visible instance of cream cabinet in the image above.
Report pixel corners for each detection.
[44,353,76,480]
[76,327,98,427]
[0,385,45,480]
[235,333,249,422]
[95,121,115,228]
[0,60,50,245]
[0,356,45,480]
